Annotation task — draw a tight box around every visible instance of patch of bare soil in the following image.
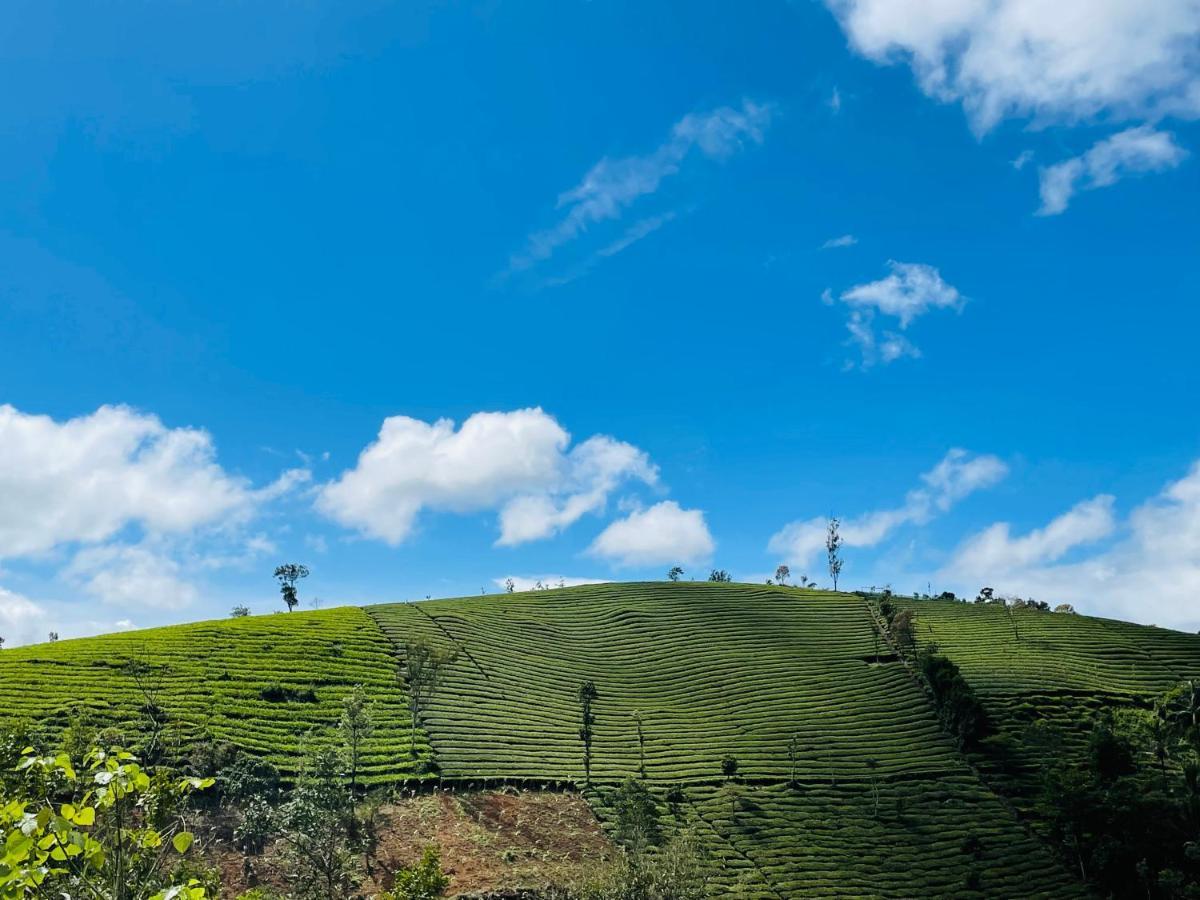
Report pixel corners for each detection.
[203,789,616,898]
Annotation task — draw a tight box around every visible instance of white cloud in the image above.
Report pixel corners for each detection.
[1037,126,1188,214]
[821,233,858,249]
[839,261,964,327]
[1011,149,1034,170]
[509,100,772,272]
[769,449,1008,566]
[829,261,964,368]
[588,501,715,567]
[317,409,657,546]
[0,404,290,559]
[940,461,1200,629]
[65,543,199,610]
[0,586,50,647]
[493,575,610,592]
[825,0,1200,133]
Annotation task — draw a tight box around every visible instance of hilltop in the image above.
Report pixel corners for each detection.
[3,582,1199,897]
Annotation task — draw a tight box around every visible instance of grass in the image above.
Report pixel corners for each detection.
[0,606,425,783]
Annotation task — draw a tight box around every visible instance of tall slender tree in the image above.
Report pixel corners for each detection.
[826,518,843,591]
[578,680,599,788]
[274,563,310,612]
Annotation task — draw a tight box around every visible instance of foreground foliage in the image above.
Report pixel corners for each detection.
[0,745,212,899]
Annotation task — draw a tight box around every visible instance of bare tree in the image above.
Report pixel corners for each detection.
[274,563,310,612]
[826,518,843,591]
[403,640,458,754]
[775,564,790,586]
[667,566,684,582]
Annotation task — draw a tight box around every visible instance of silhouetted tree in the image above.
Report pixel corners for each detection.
[578,680,599,787]
[708,569,732,583]
[48,632,59,642]
[826,518,843,591]
[721,755,738,781]
[504,578,515,594]
[667,566,684,582]
[231,605,250,618]
[274,563,309,612]
[775,565,790,586]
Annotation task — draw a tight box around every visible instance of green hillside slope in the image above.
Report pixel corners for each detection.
[9,582,1199,896]
[368,584,1079,897]
[0,606,424,783]
[896,598,1200,810]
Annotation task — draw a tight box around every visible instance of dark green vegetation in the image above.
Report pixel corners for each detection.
[5,582,1200,897]
[893,597,1200,896]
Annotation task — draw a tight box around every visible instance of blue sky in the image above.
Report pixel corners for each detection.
[2,0,1198,644]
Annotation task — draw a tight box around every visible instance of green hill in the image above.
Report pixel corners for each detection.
[4,582,1199,897]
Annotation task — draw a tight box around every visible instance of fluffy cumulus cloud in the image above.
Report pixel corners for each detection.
[769,449,1008,567]
[826,261,964,368]
[1037,126,1188,214]
[0,586,49,647]
[509,100,772,274]
[824,0,1200,132]
[588,501,715,567]
[0,404,289,558]
[939,461,1200,629]
[824,0,1199,208]
[65,543,199,610]
[317,408,658,546]
[0,403,308,642]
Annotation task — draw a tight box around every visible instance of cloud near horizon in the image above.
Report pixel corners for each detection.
[938,460,1200,630]
[317,408,659,547]
[588,500,715,568]
[769,448,1008,569]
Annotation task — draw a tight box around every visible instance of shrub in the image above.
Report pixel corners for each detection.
[612,776,662,851]
[383,846,450,900]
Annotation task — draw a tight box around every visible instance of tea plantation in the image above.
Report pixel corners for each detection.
[6,581,1200,896]
[0,606,425,783]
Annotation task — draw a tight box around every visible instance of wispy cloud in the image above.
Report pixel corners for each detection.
[768,449,1008,571]
[821,233,857,249]
[1037,126,1187,215]
[825,261,964,369]
[506,100,772,278]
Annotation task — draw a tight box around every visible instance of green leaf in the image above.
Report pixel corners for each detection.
[72,807,96,827]
[172,831,194,854]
